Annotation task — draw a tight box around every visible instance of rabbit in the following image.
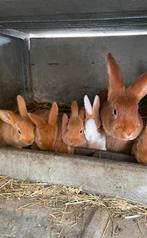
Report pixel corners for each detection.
[132,125,147,164]
[101,53,147,153]
[28,102,73,153]
[55,113,74,154]
[28,102,58,151]
[84,95,106,150]
[62,101,87,148]
[0,95,35,148]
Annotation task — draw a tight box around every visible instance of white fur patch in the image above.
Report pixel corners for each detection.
[84,95,93,115]
[84,119,106,150]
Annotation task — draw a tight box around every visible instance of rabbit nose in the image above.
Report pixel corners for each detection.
[127,133,133,139]
[123,131,133,140]
[27,139,34,145]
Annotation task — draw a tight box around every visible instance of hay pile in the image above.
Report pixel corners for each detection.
[26,101,70,113]
[0,176,147,223]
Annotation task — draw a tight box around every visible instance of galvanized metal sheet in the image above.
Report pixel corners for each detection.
[30,36,147,103]
[0,35,27,108]
[0,0,147,18]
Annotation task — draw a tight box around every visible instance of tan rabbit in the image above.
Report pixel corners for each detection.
[62,101,87,148]
[28,102,73,153]
[132,125,147,164]
[0,95,34,148]
[101,53,147,153]
[84,95,106,150]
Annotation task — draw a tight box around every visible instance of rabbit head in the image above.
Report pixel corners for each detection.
[84,95,100,138]
[84,95,106,150]
[0,95,35,148]
[101,53,147,141]
[28,102,58,151]
[62,101,86,147]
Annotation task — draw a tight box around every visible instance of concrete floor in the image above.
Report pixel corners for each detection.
[0,198,146,238]
[0,148,146,237]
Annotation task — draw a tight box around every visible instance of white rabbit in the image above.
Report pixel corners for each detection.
[84,95,106,150]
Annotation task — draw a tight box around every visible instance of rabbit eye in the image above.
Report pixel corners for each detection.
[18,130,21,135]
[113,109,117,115]
[112,108,117,118]
[80,129,84,134]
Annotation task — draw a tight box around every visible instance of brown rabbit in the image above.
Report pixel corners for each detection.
[62,101,87,147]
[0,95,34,148]
[28,102,73,153]
[28,102,58,151]
[101,53,147,153]
[55,113,74,154]
[132,125,147,164]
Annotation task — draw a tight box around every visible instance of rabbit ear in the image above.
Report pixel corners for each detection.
[93,95,100,117]
[0,110,18,126]
[79,107,85,121]
[62,113,69,136]
[48,102,58,126]
[71,101,79,117]
[127,72,147,103]
[84,95,93,115]
[28,113,46,128]
[107,53,125,101]
[17,95,28,118]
